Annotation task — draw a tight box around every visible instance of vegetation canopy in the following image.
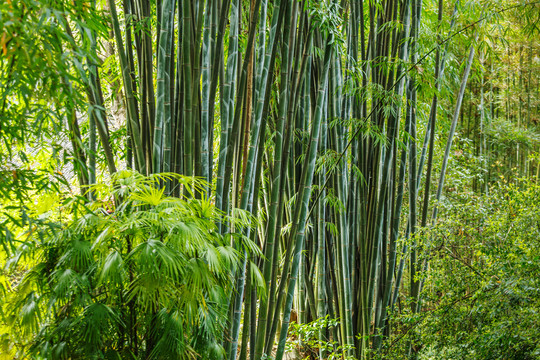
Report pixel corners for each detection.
[1,0,539,359]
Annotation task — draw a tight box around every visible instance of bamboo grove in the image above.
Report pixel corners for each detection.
[1,0,540,359]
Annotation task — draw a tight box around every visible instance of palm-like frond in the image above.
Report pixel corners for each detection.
[130,186,165,206]
[6,171,247,359]
[97,250,125,286]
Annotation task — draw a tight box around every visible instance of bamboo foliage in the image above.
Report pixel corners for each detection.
[6,0,540,358]
[59,0,492,358]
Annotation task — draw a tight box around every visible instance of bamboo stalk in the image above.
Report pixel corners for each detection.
[274,32,334,360]
[107,0,146,173]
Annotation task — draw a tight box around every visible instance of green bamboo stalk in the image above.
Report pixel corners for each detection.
[57,34,91,194]
[372,0,411,348]
[87,31,96,189]
[316,55,327,358]
[362,3,403,353]
[207,0,230,157]
[181,0,194,178]
[264,1,296,348]
[419,0,444,229]
[264,12,320,355]
[252,2,292,357]
[250,116,267,360]
[479,49,487,191]
[297,14,313,326]
[390,98,411,310]
[372,13,411,351]
[227,2,266,358]
[253,0,268,107]
[238,266,252,360]
[123,0,141,152]
[424,43,477,273]
[66,98,90,195]
[217,0,264,232]
[124,0,138,172]
[391,0,459,312]
[408,0,421,313]
[186,0,204,184]
[201,0,214,189]
[274,32,334,360]
[63,19,118,178]
[107,0,146,173]
[153,0,175,175]
[254,1,286,352]
[133,0,155,173]
[87,69,118,177]
[328,53,355,353]
[215,0,239,218]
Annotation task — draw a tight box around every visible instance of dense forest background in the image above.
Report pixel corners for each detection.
[1,0,540,359]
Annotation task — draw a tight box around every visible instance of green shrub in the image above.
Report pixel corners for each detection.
[2,171,254,359]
